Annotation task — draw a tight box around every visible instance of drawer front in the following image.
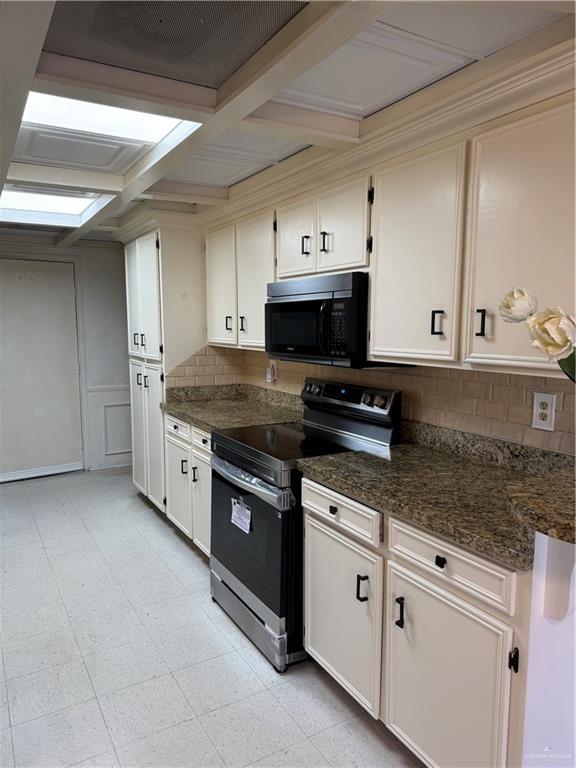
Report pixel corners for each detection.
[165,416,191,443]
[192,428,212,452]
[388,518,516,615]
[302,479,381,548]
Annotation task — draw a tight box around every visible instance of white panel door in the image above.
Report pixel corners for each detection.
[385,561,513,768]
[370,144,465,361]
[138,231,162,361]
[129,360,146,494]
[317,177,370,272]
[276,197,316,277]
[206,226,237,345]
[236,211,275,348]
[304,514,383,716]
[0,260,83,481]
[191,448,211,556]
[144,362,164,511]
[464,106,575,367]
[125,240,142,357]
[165,437,192,537]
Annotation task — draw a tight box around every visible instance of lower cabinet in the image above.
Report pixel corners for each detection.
[385,560,513,768]
[304,513,384,716]
[165,436,192,537]
[129,359,164,511]
[191,447,211,556]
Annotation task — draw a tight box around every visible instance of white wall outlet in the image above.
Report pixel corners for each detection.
[532,392,556,431]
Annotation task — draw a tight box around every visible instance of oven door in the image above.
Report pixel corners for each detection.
[210,457,296,620]
[265,297,333,360]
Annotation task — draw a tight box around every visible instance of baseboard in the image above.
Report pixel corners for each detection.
[0,462,84,483]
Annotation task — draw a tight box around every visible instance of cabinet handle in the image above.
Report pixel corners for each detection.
[356,574,369,603]
[435,555,447,569]
[239,315,246,332]
[395,596,405,628]
[143,375,149,388]
[140,333,146,346]
[180,459,188,475]
[192,466,198,483]
[328,504,337,516]
[136,373,142,386]
[430,310,444,336]
[173,424,179,431]
[320,231,328,253]
[133,333,139,346]
[301,235,311,256]
[475,308,487,337]
[225,315,233,331]
[202,438,208,445]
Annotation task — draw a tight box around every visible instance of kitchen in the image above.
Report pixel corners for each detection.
[0,2,574,768]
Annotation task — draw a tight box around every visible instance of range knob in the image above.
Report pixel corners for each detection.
[361,392,374,407]
[374,395,388,410]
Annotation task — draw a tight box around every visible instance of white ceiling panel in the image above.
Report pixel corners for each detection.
[13,125,151,173]
[378,3,566,58]
[165,155,269,187]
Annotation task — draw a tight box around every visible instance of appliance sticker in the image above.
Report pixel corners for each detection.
[231,498,251,534]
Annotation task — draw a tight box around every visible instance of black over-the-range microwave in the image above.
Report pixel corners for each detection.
[265,272,369,368]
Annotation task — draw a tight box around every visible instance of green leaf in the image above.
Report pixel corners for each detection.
[558,350,576,383]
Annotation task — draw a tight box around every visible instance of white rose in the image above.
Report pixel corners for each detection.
[526,308,576,361]
[498,287,538,323]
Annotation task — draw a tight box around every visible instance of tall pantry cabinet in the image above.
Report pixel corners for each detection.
[119,209,206,509]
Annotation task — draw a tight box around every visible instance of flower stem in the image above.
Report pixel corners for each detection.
[558,350,575,383]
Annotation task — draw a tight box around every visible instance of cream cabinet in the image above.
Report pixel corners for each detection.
[165,436,192,537]
[191,445,212,556]
[206,226,237,345]
[463,106,575,369]
[236,211,275,348]
[385,560,513,768]
[125,231,162,360]
[129,359,164,511]
[370,145,465,361]
[304,513,384,716]
[276,197,317,277]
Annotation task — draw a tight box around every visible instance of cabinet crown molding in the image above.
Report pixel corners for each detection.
[115,202,201,243]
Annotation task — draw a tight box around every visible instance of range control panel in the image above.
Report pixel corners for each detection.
[302,378,399,417]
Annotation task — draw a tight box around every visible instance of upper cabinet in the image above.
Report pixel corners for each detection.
[206,226,237,346]
[125,231,162,361]
[463,106,575,369]
[206,212,275,349]
[276,176,371,279]
[370,144,465,362]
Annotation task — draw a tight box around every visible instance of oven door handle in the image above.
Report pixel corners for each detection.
[211,455,295,511]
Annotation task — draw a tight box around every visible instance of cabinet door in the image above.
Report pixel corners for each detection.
[304,514,383,716]
[276,197,316,278]
[191,448,211,556]
[206,226,237,345]
[236,211,275,348]
[165,437,192,537]
[464,107,575,367]
[144,363,164,512]
[317,177,370,272]
[385,561,513,768]
[125,240,142,356]
[129,360,146,494]
[138,231,162,361]
[370,145,465,361]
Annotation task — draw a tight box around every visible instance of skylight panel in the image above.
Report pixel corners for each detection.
[23,92,185,143]
[0,189,95,215]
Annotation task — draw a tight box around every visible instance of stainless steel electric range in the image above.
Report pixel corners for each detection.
[209,378,401,672]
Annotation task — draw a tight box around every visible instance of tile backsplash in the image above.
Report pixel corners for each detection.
[167,347,575,455]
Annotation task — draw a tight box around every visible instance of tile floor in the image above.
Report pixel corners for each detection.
[0,468,422,768]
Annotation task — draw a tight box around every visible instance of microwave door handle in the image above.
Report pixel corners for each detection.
[319,300,331,355]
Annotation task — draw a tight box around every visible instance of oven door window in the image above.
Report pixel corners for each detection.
[266,299,330,357]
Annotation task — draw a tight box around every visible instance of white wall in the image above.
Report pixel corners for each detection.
[0,230,131,472]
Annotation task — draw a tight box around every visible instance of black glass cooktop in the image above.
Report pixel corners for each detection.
[213,422,349,463]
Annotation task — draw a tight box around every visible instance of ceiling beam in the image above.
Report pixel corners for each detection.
[138,181,228,207]
[57,1,388,246]
[7,163,123,193]
[0,1,55,188]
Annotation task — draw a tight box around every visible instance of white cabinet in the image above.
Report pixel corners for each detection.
[236,211,275,348]
[125,231,162,360]
[276,197,317,277]
[165,436,192,537]
[370,145,465,361]
[191,446,211,556]
[385,560,513,768]
[129,360,164,510]
[304,513,384,716]
[206,226,237,345]
[464,106,575,368]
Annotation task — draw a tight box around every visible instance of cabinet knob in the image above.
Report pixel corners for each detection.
[435,555,447,569]
[202,438,208,445]
[329,505,337,516]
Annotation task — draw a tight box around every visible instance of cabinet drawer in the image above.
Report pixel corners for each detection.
[165,416,191,442]
[192,428,211,452]
[302,479,381,547]
[388,518,516,615]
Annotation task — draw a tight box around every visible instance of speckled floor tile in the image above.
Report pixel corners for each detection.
[115,719,224,767]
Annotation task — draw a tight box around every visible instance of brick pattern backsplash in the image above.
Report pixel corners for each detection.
[167,347,575,455]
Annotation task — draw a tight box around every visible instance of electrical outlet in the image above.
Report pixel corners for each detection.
[532,392,556,431]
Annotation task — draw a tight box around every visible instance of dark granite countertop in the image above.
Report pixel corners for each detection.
[161,398,301,433]
[298,446,575,571]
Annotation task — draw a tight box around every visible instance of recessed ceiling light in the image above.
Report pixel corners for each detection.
[23,92,191,143]
[0,189,96,215]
